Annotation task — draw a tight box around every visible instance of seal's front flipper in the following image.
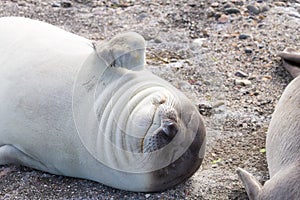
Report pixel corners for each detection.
[278,48,300,78]
[237,167,262,200]
[0,144,48,172]
[93,32,146,71]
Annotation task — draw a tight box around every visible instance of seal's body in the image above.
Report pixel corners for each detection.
[0,17,206,192]
[237,49,300,199]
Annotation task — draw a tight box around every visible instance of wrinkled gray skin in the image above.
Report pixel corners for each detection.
[0,17,206,192]
[237,48,300,200]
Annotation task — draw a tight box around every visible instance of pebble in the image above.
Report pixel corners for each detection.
[137,13,148,21]
[235,79,252,86]
[211,2,219,7]
[257,43,264,49]
[206,7,216,18]
[235,70,248,77]
[224,7,241,14]
[218,14,229,23]
[145,194,151,198]
[244,48,253,54]
[239,34,251,40]
[223,3,234,9]
[261,5,270,12]
[61,1,72,8]
[214,12,222,19]
[212,164,218,168]
[198,101,213,116]
[154,38,162,43]
[261,75,272,81]
[52,2,60,7]
[247,5,260,15]
[193,38,206,46]
[273,2,286,7]
[17,1,26,6]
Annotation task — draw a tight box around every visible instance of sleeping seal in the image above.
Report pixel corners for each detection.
[237,48,300,199]
[0,17,206,192]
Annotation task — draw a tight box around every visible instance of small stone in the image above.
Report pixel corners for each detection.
[137,13,148,21]
[223,3,234,9]
[242,123,248,128]
[198,101,213,116]
[212,164,218,168]
[235,70,248,77]
[41,173,52,178]
[193,38,206,46]
[206,7,216,18]
[231,0,243,5]
[145,194,151,198]
[245,48,253,54]
[224,7,241,14]
[17,1,26,6]
[232,42,238,48]
[273,2,286,7]
[154,38,162,43]
[52,2,60,7]
[247,5,260,15]
[239,34,251,40]
[202,30,209,37]
[261,5,270,12]
[218,14,229,23]
[257,43,264,49]
[261,75,272,81]
[188,3,197,7]
[211,2,219,7]
[61,1,72,8]
[235,79,252,86]
[214,12,222,19]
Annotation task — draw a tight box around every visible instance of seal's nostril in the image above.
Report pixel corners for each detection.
[162,121,178,138]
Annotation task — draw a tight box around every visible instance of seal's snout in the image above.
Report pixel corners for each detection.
[142,121,178,153]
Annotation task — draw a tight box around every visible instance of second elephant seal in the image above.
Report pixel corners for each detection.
[237,48,300,199]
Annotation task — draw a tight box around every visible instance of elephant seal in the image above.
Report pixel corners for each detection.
[0,17,206,192]
[237,48,300,199]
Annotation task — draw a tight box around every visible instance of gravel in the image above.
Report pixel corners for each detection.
[0,0,300,199]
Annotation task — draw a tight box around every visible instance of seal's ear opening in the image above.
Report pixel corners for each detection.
[93,32,146,71]
[237,167,262,200]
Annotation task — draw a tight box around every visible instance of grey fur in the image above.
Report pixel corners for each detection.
[237,48,300,199]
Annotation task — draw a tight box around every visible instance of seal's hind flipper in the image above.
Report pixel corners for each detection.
[0,144,48,172]
[93,32,146,71]
[278,48,300,78]
[237,167,262,200]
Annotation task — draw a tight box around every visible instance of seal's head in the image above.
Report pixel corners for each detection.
[100,32,205,191]
[76,32,206,191]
